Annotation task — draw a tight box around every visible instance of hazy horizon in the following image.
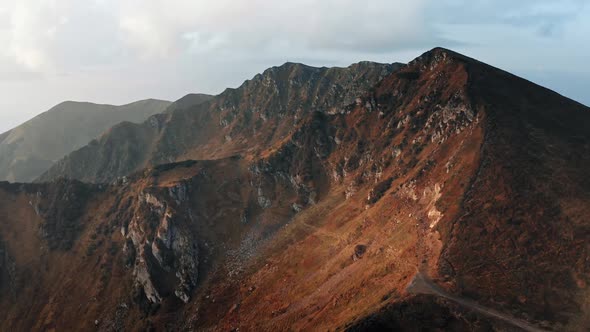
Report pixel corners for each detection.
[1,0,589,133]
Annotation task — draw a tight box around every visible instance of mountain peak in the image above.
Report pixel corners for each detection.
[49,100,94,110]
[254,62,320,82]
[348,60,402,68]
[255,61,400,82]
[167,93,213,112]
[48,99,172,113]
[278,61,315,69]
[406,47,476,72]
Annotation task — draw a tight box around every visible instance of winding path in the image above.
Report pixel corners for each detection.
[406,273,550,332]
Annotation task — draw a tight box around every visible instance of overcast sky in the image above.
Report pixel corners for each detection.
[0,0,588,132]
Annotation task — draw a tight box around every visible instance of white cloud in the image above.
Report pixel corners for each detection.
[1,0,582,74]
[2,0,70,71]
[113,0,438,58]
[0,0,439,72]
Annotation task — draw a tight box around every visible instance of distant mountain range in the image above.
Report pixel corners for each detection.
[0,99,174,182]
[0,48,589,331]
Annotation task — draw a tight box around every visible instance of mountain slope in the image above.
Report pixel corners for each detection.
[0,99,175,182]
[39,62,402,183]
[0,48,589,331]
[185,48,590,331]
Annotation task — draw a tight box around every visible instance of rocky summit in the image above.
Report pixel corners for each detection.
[0,48,589,331]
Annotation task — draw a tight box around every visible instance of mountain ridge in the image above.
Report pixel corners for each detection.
[0,98,177,182]
[0,48,588,331]
[39,61,402,183]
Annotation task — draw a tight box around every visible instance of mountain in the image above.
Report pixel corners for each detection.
[0,99,177,182]
[1,48,589,331]
[38,62,402,183]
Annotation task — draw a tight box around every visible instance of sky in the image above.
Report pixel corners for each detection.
[0,0,588,133]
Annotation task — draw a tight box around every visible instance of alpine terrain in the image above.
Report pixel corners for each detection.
[0,48,588,331]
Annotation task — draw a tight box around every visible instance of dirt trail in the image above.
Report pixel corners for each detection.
[407,273,550,332]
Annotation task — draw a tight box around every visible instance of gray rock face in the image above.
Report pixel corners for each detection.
[256,188,272,209]
[126,189,199,304]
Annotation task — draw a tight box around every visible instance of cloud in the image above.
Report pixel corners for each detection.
[0,0,125,73]
[0,0,585,74]
[113,0,447,58]
[0,0,450,73]
[1,0,71,71]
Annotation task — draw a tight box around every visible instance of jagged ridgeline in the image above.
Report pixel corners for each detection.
[38,62,401,183]
[0,48,589,331]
